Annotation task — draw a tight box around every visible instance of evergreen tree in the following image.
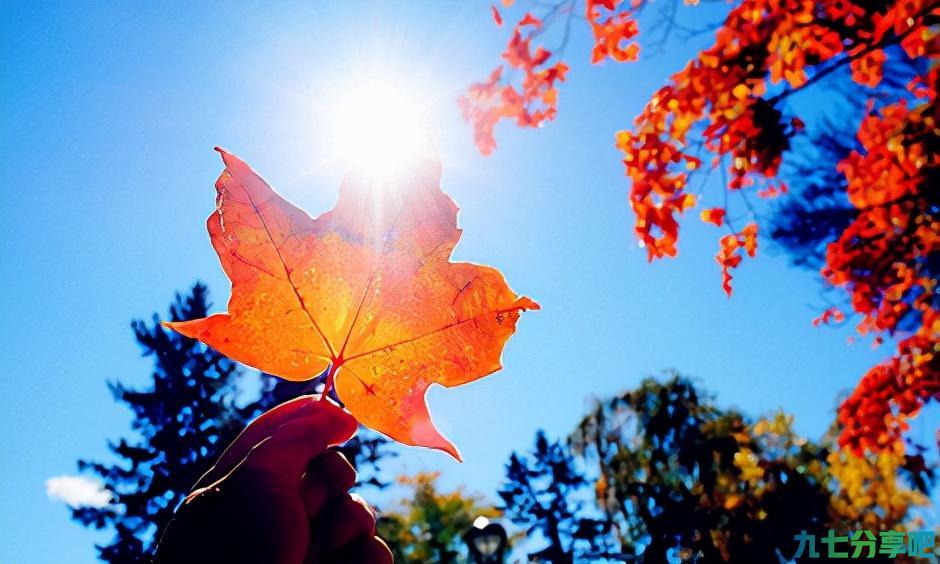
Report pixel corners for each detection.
[68,283,394,562]
[499,432,606,564]
[70,283,276,562]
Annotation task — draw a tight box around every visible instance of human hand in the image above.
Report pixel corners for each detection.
[153,395,392,564]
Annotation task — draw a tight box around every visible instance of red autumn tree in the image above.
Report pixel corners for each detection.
[462,0,938,453]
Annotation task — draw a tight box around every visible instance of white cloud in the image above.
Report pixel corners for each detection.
[45,475,113,508]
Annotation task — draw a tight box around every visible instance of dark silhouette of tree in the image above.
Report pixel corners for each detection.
[67,283,393,562]
[503,375,934,563]
[570,376,835,563]
[770,123,858,270]
[70,283,269,562]
[500,432,619,563]
[770,49,930,271]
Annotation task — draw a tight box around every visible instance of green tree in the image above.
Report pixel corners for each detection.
[572,376,837,561]
[504,374,934,562]
[378,471,502,563]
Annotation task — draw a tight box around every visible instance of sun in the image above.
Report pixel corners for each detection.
[330,75,433,178]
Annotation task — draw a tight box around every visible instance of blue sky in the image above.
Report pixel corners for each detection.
[1,2,935,562]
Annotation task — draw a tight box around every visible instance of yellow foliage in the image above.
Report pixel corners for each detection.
[827,441,929,529]
[733,448,764,484]
[379,472,502,564]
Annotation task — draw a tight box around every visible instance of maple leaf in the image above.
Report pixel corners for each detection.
[165,149,538,459]
[700,207,725,227]
[465,0,939,453]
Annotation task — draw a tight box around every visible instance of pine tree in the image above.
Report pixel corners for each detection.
[500,432,611,564]
[68,283,395,562]
[70,283,275,562]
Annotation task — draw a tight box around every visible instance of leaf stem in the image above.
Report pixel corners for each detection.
[323,363,340,398]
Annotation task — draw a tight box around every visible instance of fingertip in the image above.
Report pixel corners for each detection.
[348,493,376,522]
[318,397,359,445]
[306,450,356,493]
[331,410,359,445]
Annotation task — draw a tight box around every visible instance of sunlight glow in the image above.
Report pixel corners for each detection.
[331,76,432,178]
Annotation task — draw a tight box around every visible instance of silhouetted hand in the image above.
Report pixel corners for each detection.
[154,395,392,564]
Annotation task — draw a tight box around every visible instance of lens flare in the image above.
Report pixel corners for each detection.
[331,76,432,178]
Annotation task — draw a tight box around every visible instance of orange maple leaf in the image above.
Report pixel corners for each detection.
[700,207,725,227]
[165,149,538,460]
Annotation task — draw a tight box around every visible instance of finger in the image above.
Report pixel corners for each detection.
[197,395,357,489]
[310,494,376,556]
[322,536,393,564]
[301,451,356,516]
[238,414,338,486]
[195,394,319,488]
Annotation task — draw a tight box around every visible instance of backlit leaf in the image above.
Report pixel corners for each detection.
[165,149,538,459]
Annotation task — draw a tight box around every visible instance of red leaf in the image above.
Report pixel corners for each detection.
[491,5,503,26]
